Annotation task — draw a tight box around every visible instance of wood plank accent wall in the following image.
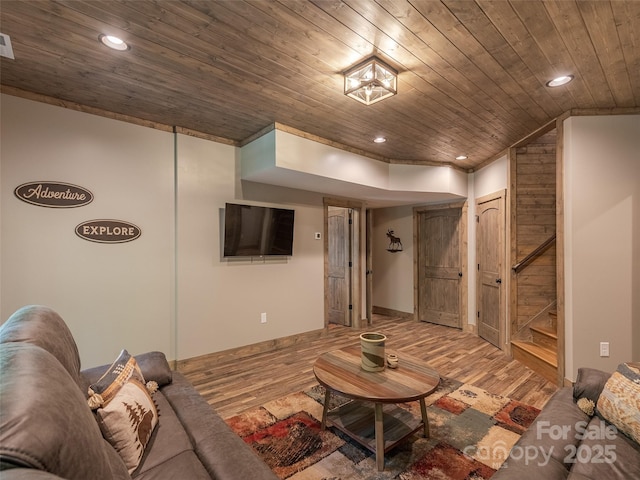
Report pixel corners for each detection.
[512,130,558,333]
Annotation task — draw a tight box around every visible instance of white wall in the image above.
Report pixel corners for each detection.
[371,206,414,314]
[564,115,640,379]
[474,155,508,199]
[1,95,325,368]
[1,95,175,367]
[175,134,325,360]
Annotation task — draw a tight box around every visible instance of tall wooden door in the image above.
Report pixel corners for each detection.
[328,207,351,326]
[417,207,463,328]
[476,193,505,348]
[365,208,373,325]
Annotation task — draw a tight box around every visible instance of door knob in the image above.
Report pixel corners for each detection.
[458,272,463,277]
[496,278,502,284]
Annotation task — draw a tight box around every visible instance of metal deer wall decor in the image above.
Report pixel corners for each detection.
[386,229,403,252]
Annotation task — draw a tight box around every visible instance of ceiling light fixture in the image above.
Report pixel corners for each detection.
[373,136,387,143]
[455,155,468,161]
[546,75,574,88]
[344,56,397,105]
[99,34,129,51]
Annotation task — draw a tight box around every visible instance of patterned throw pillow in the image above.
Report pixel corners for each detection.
[88,349,158,473]
[596,362,640,445]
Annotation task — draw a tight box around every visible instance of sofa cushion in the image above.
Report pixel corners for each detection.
[0,343,129,480]
[133,392,198,476]
[102,438,135,480]
[161,373,279,480]
[134,451,211,480]
[88,350,158,473]
[568,415,640,479]
[596,362,640,445]
[0,305,82,387]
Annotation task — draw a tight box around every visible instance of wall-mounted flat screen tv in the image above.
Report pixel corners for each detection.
[223,203,295,257]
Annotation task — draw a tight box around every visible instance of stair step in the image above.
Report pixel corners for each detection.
[512,340,557,367]
[530,325,557,350]
[511,340,557,384]
[530,324,557,338]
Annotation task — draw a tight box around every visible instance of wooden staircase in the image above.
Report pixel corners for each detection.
[511,311,558,383]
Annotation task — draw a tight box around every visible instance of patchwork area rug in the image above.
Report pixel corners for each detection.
[224,378,540,480]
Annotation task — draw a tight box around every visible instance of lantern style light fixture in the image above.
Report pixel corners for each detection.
[344,56,397,105]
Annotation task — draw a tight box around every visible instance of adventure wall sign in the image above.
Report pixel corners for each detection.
[15,181,141,244]
[76,220,142,244]
[15,181,94,208]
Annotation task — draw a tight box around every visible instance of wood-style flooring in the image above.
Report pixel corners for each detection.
[179,314,559,419]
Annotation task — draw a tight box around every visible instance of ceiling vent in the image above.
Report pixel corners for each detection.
[0,33,15,59]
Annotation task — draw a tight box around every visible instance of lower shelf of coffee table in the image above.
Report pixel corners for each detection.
[327,400,423,454]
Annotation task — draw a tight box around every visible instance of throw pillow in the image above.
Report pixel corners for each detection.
[88,349,158,473]
[596,362,640,445]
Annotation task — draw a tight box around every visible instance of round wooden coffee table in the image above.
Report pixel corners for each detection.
[313,345,440,471]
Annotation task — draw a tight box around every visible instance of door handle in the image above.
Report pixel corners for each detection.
[458,272,463,278]
[496,278,502,284]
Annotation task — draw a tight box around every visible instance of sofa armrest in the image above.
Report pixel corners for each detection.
[573,367,611,403]
[133,351,173,386]
[494,387,590,479]
[81,351,173,390]
[161,372,279,480]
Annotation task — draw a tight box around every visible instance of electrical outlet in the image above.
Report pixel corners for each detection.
[600,342,609,357]
[261,312,267,324]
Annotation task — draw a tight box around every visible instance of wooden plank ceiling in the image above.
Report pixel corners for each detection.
[1,0,638,170]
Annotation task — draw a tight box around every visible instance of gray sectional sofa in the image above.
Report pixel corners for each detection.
[492,367,640,479]
[0,305,278,480]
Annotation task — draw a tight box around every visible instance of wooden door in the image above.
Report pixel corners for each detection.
[476,193,505,348]
[328,207,351,326]
[365,208,373,325]
[417,207,463,328]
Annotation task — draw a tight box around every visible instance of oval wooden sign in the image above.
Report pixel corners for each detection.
[14,181,94,208]
[75,220,141,244]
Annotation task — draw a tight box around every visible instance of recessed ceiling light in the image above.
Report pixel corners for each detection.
[99,34,129,51]
[373,136,387,143]
[546,75,574,88]
[0,32,15,59]
[455,155,468,161]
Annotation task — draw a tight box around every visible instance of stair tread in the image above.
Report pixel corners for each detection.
[512,340,558,367]
[530,324,557,339]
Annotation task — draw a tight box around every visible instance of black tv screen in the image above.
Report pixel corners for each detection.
[223,203,295,257]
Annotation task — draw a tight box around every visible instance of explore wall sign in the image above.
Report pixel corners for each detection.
[76,220,142,244]
[15,181,94,208]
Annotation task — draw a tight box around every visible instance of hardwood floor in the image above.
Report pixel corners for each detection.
[179,314,559,419]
